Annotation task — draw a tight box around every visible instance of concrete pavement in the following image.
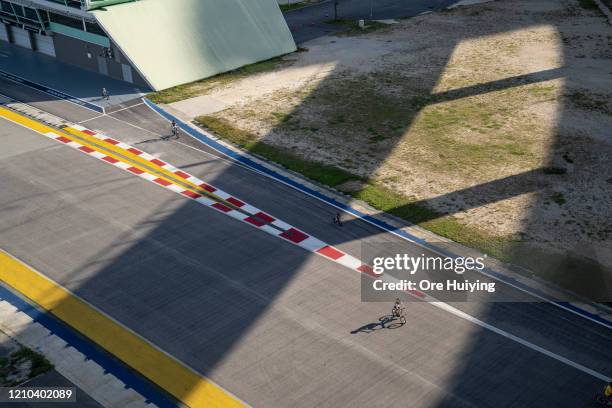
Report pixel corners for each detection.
[0,82,611,407]
[284,0,458,42]
[0,42,146,112]
[10,370,102,408]
[0,293,156,408]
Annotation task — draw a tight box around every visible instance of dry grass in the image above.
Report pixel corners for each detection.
[175,0,612,284]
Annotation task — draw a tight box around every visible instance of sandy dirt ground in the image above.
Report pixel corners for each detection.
[170,0,612,268]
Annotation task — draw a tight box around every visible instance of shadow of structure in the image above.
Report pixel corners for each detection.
[269,1,612,405]
[271,0,612,301]
[1,0,611,407]
[181,0,612,405]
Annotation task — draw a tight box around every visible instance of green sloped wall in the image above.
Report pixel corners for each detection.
[93,0,296,90]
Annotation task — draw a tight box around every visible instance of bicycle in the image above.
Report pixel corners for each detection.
[392,305,406,324]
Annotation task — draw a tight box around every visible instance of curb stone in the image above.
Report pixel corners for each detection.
[152,100,612,327]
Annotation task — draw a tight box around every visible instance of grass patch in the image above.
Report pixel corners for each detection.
[324,19,390,35]
[527,84,556,98]
[280,2,311,12]
[577,0,598,9]
[542,166,567,175]
[271,112,293,124]
[304,75,529,173]
[351,184,512,260]
[12,348,53,379]
[566,90,611,115]
[196,115,512,260]
[148,57,287,104]
[195,116,357,187]
[367,127,388,143]
[0,347,53,386]
[551,192,566,205]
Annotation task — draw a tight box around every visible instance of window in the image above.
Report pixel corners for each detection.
[39,10,49,24]
[24,7,37,21]
[47,0,84,10]
[12,4,23,17]
[1,1,13,14]
[49,12,82,30]
[85,21,105,36]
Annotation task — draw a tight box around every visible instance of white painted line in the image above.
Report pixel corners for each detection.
[115,161,131,170]
[138,172,157,182]
[377,273,611,382]
[240,204,259,214]
[272,219,293,231]
[70,124,87,131]
[77,115,105,124]
[166,184,185,194]
[162,109,612,331]
[139,152,156,161]
[298,237,327,252]
[66,141,81,148]
[337,256,362,270]
[195,196,215,206]
[143,100,612,380]
[109,102,145,114]
[4,112,364,284]
[433,301,611,381]
[260,225,282,236]
[89,151,107,160]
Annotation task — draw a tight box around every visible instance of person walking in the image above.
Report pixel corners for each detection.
[171,120,179,139]
[102,87,109,101]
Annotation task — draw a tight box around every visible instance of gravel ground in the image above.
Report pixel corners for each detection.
[171,0,612,269]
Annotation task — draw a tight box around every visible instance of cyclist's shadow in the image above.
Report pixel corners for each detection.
[350,315,405,334]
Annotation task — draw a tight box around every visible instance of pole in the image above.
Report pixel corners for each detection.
[334,0,339,21]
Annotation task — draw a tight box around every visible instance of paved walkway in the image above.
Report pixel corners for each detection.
[0,42,147,111]
[0,330,101,407]
[0,295,157,408]
[11,370,103,408]
[284,0,458,42]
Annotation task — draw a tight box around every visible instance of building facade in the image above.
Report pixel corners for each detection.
[1,0,296,90]
[1,0,149,87]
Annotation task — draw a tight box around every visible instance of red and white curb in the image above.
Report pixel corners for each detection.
[69,124,313,232]
[38,123,375,277]
[37,128,612,383]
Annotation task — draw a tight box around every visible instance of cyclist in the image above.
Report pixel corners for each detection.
[392,298,402,317]
[171,120,179,138]
[333,212,342,226]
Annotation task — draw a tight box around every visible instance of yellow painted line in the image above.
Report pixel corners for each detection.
[0,249,246,408]
[63,126,187,181]
[63,126,230,202]
[0,107,238,210]
[0,106,57,136]
[0,108,163,183]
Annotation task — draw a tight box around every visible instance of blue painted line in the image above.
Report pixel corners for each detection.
[143,98,612,330]
[0,282,177,408]
[0,69,104,114]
